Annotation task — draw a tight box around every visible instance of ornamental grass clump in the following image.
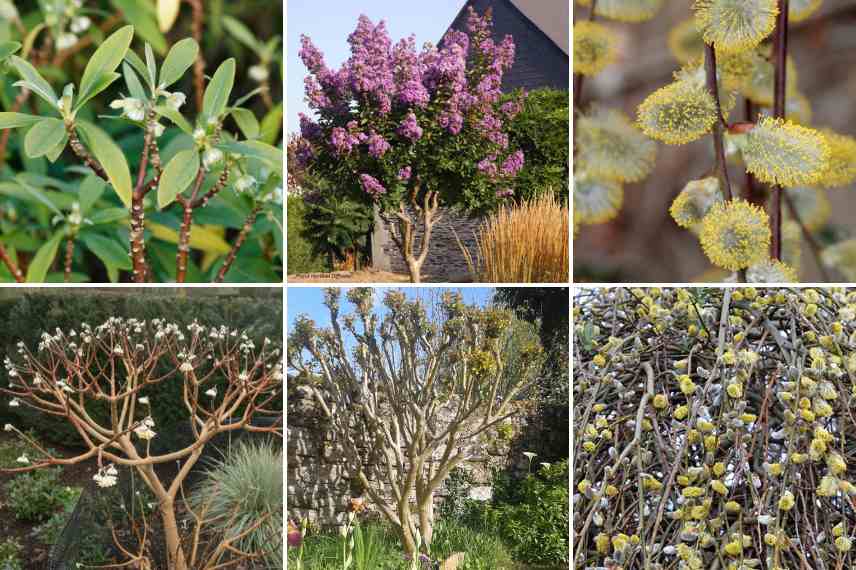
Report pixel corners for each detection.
[0,4,283,283]
[575,0,856,283]
[574,287,856,570]
[461,192,569,283]
[0,317,283,570]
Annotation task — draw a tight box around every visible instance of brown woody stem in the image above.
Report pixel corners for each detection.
[0,89,31,169]
[771,0,790,261]
[215,204,263,283]
[67,126,109,182]
[187,0,206,111]
[175,169,206,283]
[0,243,24,283]
[191,164,230,209]
[64,237,74,283]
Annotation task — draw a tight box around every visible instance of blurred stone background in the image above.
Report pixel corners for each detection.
[573,0,856,282]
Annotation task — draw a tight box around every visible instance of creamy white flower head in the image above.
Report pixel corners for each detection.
[113,346,124,356]
[238,371,249,382]
[138,396,150,405]
[234,174,257,194]
[134,424,157,440]
[67,202,82,226]
[540,462,551,469]
[153,122,165,138]
[56,33,78,51]
[8,398,20,408]
[164,91,186,111]
[248,64,269,82]
[8,369,17,377]
[180,361,194,373]
[3,423,12,432]
[110,97,146,122]
[202,148,224,169]
[16,454,29,465]
[192,128,206,144]
[205,387,217,398]
[93,469,117,488]
[106,464,118,476]
[522,451,537,460]
[69,15,91,33]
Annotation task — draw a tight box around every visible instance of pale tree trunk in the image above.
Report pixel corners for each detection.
[160,498,189,570]
[398,498,418,557]
[384,188,441,284]
[417,491,435,548]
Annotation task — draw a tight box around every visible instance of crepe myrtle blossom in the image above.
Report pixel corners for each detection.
[398,166,412,181]
[359,174,387,197]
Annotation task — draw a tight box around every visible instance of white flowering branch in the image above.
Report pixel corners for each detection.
[1,317,283,570]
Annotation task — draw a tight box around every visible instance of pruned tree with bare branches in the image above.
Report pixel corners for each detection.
[287,288,542,556]
[1,317,283,570]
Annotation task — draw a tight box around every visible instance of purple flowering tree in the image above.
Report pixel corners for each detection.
[296,7,525,282]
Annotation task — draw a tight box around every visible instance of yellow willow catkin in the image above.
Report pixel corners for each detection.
[784,186,830,231]
[692,0,779,54]
[670,177,723,229]
[699,199,771,271]
[789,0,823,22]
[573,172,623,225]
[637,79,717,145]
[743,116,830,187]
[668,19,705,64]
[577,0,663,23]
[573,21,617,76]
[817,130,856,189]
[577,107,658,183]
[746,259,798,283]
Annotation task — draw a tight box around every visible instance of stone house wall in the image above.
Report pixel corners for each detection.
[287,384,563,529]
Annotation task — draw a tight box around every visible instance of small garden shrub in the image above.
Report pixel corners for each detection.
[0,539,22,570]
[286,194,329,274]
[463,193,569,283]
[190,439,283,568]
[3,468,78,523]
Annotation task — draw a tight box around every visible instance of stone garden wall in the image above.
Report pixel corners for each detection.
[371,207,484,281]
[287,384,566,529]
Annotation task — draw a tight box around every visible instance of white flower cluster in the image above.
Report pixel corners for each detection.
[93,464,118,488]
[44,0,88,51]
[133,416,157,441]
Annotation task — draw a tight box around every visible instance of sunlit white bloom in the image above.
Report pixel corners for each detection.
[4,423,12,432]
[67,202,82,226]
[522,452,537,460]
[113,346,124,356]
[110,97,146,122]
[238,371,249,382]
[202,148,224,169]
[56,33,78,51]
[138,396,150,405]
[205,387,217,398]
[540,462,551,469]
[248,64,269,82]
[164,91,186,111]
[93,467,117,488]
[180,361,194,373]
[69,15,91,33]
[153,122,165,138]
[234,174,257,193]
[106,464,118,476]
[8,398,20,407]
[16,454,29,465]
[192,128,206,144]
[134,423,156,440]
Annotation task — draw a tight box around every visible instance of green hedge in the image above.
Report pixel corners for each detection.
[0,290,282,449]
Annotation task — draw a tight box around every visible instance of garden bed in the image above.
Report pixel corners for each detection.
[288,269,471,283]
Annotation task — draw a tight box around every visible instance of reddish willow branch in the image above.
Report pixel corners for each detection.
[215,204,263,283]
[704,44,733,202]
[771,0,790,260]
[187,0,206,111]
[0,243,24,283]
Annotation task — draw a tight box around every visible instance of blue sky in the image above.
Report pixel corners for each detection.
[287,287,494,332]
[286,0,467,134]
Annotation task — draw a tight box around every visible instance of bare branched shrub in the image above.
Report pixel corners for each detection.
[574,287,856,569]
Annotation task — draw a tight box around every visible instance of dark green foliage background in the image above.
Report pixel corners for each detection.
[0,289,282,449]
[286,195,330,275]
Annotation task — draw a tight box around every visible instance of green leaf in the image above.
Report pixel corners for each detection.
[81,233,132,282]
[157,148,200,208]
[24,118,66,158]
[202,58,235,121]
[153,105,193,133]
[259,103,282,145]
[74,72,121,112]
[76,121,133,208]
[89,207,129,225]
[9,55,58,109]
[148,221,230,254]
[0,112,43,130]
[217,140,283,177]
[79,25,135,106]
[45,134,68,163]
[145,43,158,88]
[159,37,199,89]
[78,175,107,214]
[229,107,260,139]
[14,174,63,215]
[110,0,167,54]
[123,62,147,101]
[124,50,153,91]
[157,0,182,33]
[26,230,64,282]
[0,41,21,61]
[222,15,262,53]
